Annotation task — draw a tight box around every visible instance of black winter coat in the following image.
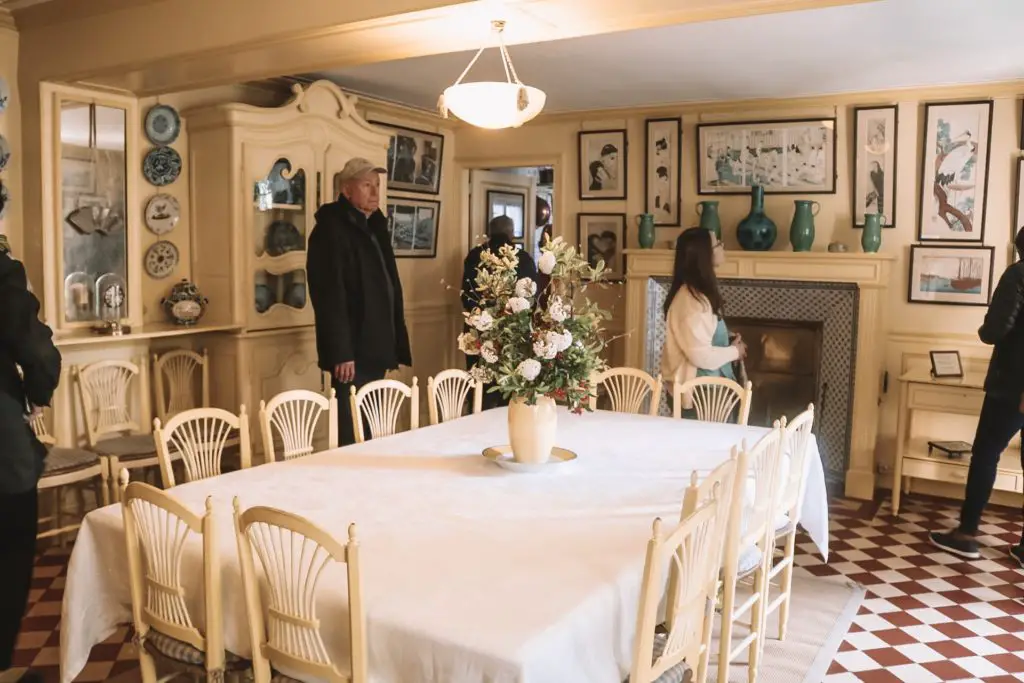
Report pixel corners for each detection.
[980,261,1024,398]
[306,197,412,373]
[0,253,61,494]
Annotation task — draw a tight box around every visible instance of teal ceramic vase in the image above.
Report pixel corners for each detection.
[636,213,656,249]
[862,213,884,253]
[789,200,820,252]
[736,186,777,251]
[695,201,721,241]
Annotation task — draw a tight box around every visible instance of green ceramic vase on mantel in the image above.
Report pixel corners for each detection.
[635,213,656,249]
[862,213,885,253]
[736,185,777,251]
[789,200,820,252]
[695,201,721,241]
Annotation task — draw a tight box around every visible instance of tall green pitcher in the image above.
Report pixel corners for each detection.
[862,213,884,253]
[789,200,820,252]
[636,213,656,249]
[695,201,721,240]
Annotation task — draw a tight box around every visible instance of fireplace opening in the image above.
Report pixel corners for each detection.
[727,317,823,428]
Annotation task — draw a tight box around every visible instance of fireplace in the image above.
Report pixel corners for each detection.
[729,318,822,429]
[644,277,858,485]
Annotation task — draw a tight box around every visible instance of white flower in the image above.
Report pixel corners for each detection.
[469,365,491,383]
[548,296,569,323]
[533,339,558,360]
[469,310,494,331]
[546,329,573,352]
[538,251,557,275]
[517,358,542,381]
[480,341,498,364]
[506,296,531,314]
[514,277,537,298]
[457,331,480,355]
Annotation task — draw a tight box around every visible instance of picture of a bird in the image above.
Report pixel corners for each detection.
[933,129,977,233]
[864,161,884,214]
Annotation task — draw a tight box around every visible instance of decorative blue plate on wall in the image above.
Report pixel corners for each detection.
[144,104,181,145]
[143,146,182,186]
[0,134,11,172]
[0,78,10,114]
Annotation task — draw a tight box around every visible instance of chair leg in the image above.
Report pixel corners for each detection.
[696,595,715,683]
[748,563,768,683]
[137,644,159,683]
[777,535,797,640]
[74,483,87,520]
[52,487,65,549]
[108,457,122,502]
[717,577,736,683]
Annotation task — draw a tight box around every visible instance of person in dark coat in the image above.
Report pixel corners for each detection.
[307,158,412,446]
[0,232,61,683]
[461,215,538,409]
[930,227,1024,565]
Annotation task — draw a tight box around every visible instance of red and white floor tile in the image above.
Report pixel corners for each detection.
[8,492,1024,682]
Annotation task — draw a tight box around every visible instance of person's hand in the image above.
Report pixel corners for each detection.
[334,361,356,384]
[732,338,748,361]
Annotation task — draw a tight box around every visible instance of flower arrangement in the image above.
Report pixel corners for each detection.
[458,236,610,413]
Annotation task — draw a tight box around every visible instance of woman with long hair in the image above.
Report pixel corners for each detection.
[661,228,746,416]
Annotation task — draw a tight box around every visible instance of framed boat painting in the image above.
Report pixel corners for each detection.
[908,244,994,306]
[852,105,898,228]
[917,100,993,242]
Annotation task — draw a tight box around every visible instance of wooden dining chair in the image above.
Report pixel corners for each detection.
[764,404,815,641]
[349,378,419,443]
[673,376,753,425]
[427,369,482,425]
[74,358,159,502]
[589,367,662,416]
[120,470,247,682]
[259,388,338,461]
[234,500,367,683]
[629,473,725,683]
[154,406,251,488]
[716,424,786,683]
[152,348,210,423]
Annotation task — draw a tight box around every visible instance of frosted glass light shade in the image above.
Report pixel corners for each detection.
[442,82,546,130]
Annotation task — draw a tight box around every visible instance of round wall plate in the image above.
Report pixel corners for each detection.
[142,146,182,186]
[144,240,179,279]
[0,78,10,113]
[0,134,11,172]
[144,104,181,145]
[144,194,180,235]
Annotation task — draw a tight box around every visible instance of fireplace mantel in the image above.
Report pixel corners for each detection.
[623,249,897,500]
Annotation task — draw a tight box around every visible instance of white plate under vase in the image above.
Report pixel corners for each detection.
[482,445,577,473]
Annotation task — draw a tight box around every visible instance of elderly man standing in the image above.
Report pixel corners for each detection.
[307,158,412,446]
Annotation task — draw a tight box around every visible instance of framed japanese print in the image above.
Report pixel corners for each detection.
[370,121,444,195]
[644,117,681,226]
[916,100,992,242]
[696,117,836,194]
[577,213,625,280]
[578,129,627,200]
[908,244,994,306]
[852,105,898,228]
[385,197,440,258]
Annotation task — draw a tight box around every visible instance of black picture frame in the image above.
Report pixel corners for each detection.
[577,212,626,280]
[907,244,995,307]
[369,120,444,195]
[695,117,838,195]
[485,189,527,241]
[851,105,899,228]
[578,129,627,201]
[915,100,993,243]
[384,197,440,258]
[644,117,682,226]
[929,350,964,379]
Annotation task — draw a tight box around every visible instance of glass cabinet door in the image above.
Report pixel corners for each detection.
[249,144,317,329]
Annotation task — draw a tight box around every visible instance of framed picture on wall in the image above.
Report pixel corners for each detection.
[385,197,440,258]
[486,189,526,240]
[578,213,626,280]
[645,117,681,226]
[696,117,837,194]
[916,100,992,242]
[908,244,994,306]
[578,129,627,200]
[369,120,444,195]
[851,105,898,228]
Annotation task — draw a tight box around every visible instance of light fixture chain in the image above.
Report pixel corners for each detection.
[451,45,488,87]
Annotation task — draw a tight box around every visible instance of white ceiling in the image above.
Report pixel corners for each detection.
[314,0,1024,113]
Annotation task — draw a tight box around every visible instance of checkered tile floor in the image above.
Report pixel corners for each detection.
[8,492,1024,682]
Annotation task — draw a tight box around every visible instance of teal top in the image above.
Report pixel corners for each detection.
[696,318,736,381]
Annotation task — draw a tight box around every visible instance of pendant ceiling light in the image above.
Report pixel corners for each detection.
[438,20,546,130]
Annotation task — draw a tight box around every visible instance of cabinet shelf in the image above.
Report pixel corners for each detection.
[255,203,305,212]
[254,251,307,275]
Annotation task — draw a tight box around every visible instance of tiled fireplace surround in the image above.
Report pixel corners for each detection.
[623,250,896,498]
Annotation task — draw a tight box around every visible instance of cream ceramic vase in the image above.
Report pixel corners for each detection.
[508,396,557,464]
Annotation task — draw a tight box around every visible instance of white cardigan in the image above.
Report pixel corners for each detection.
[660,287,739,406]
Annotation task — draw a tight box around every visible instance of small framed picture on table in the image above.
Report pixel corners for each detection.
[929,350,963,379]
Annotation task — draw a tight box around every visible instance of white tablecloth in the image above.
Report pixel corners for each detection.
[61,408,828,683]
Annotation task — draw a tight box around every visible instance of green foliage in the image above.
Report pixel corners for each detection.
[457,236,610,413]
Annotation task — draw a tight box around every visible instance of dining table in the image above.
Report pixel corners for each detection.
[60,407,829,683]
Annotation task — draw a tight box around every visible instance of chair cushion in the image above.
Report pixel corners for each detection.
[93,434,156,459]
[774,514,796,537]
[42,447,100,475]
[737,545,762,578]
[649,633,694,683]
[271,674,303,683]
[142,629,248,671]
